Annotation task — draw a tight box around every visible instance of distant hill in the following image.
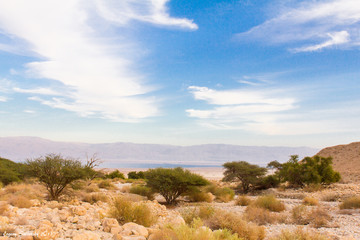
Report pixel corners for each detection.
[317,142,360,183]
[0,136,318,168]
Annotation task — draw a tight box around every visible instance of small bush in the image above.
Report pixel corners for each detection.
[0,202,9,215]
[244,206,277,225]
[214,187,235,203]
[291,205,310,225]
[205,209,265,240]
[339,196,360,209]
[180,205,215,224]
[188,190,213,203]
[130,185,155,200]
[236,195,252,206]
[98,180,116,190]
[321,193,339,202]
[253,195,285,212]
[8,195,32,208]
[83,192,109,204]
[308,208,331,228]
[109,197,157,227]
[70,180,87,190]
[84,184,100,193]
[270,228,331,240]
[302,197,319,206]
[128,171,145,179]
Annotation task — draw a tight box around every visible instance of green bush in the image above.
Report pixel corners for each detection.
[128,171,145,179]
[98,179,116,190]
[130,185,155,200]
[214,187,235,203]
[145,167,209,204]
[0,157,28,186]
[105,170,125,179]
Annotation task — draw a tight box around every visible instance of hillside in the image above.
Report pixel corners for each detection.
[317,142,360,183]
[0,136,318,167]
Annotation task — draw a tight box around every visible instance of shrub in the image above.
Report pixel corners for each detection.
[128,171,145,179]
[0,202,9,215]
[223,161,267,193]
[84,184,100,193]
[0,157,29,186]
[180,205,215,224]
[145,167,209,204]
[98,179,116,190]
[321,193,339,202]
[26,154,88,200]
[188,191,213,203]
[8,195,32,208]
[82,192,109,203]
[269,228,331,240]
[244,206,277,225]
[214,187,235,203]
[109,197,157,227]
[130,185,155,200]
[339,196,360,209]
[105,170,125,179]
[302,197,319,206]
[236,195,252,206]
[253,195,285,212]
[308,208,331,228]
[70,180,87,190]
[303,183,323,192]
[291,205,310,225]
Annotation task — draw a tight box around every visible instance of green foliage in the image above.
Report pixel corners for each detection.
[144,167,209,204]
[276,155,340,187]
[253,195,285,212]
[26,153,87,200]
[0,157,28,185]
[127,171,145,179]
[222,161,267,193]
[214,187,235,202]
[105,170,125,179]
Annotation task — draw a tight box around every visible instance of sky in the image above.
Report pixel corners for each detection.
[0,0,359,148]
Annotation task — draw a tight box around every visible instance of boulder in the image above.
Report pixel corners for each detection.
[73,231,101,240]
[72,206,87,216]
[121,222,149,238]
[102,218,120,232]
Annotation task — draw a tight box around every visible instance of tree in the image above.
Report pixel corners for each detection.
[222,161,267,193]
[144,167,209,204]
[277,155,340,187]
[26,154,87,200]
[127,171,145,179]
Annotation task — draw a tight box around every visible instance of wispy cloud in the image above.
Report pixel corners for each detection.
[187,85,297,130]
[0,0,196,121]
[0,96,7,102]
[237,0,360,52]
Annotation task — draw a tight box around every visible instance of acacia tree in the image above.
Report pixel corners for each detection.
[26,154,86,200]
[222,161,267,193]
[145,167,209,204]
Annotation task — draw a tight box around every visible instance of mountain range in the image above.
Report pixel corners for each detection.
[0,137,319,168]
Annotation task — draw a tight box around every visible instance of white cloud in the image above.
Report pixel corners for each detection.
[0,0,195,121]
[0,78,13,92]
[94,0,198,30]
[237,0,360,52]
[187,85,297,131]
[23,110,36,114]
[0,96,7,102]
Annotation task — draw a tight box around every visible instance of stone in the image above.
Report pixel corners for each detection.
[73,231,101,240]
[38,220,53,228]
[110,226,123,235]
[30,199,41,207]
[121,222,148,238]
[34,226,58,240]
[72,206,87,216]
[102,218,120,232]
[0,216,9,225]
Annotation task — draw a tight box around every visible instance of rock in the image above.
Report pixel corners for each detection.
[115,236,146,240]
[34,226,58,240]
[121,222,149,238]
[102,218,120,232]
[30,199,41,207]
[38,220,53,228]
[59,209,71,222]
[73,231,101,240]
[20,236,34,240]
[72,206,87,216]
[111,226,123,235]
[0,216,9,225]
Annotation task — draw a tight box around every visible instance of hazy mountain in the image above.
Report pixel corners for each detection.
[0,136,318,167]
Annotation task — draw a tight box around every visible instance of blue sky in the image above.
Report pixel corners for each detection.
[0,0,359,148]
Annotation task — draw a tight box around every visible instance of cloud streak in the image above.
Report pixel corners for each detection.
[0,0,196,121]
[237,0,360,52]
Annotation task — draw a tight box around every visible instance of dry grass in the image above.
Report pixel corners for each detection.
[8,195,32,208]
[0,201,9,215]
[269,228,331,240]
[339,196,360,209]
[84,184,100,193]
[82,192,109,204]
[291,205,331,228]
[109,196,157,227]
[236,195,252,206]
[214,187,235,203]
[302,197,319,206]
[149,219,242,240]
[98,180,117,190]
[321,193,340,202]
[0,183,44,201]
[303,184,323,193]
[244,206,278,225]
[253,195,285,212]
[180,205,215,224]
[291,205,311,225]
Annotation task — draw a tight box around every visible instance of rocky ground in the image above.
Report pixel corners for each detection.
[0,180,360,240]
